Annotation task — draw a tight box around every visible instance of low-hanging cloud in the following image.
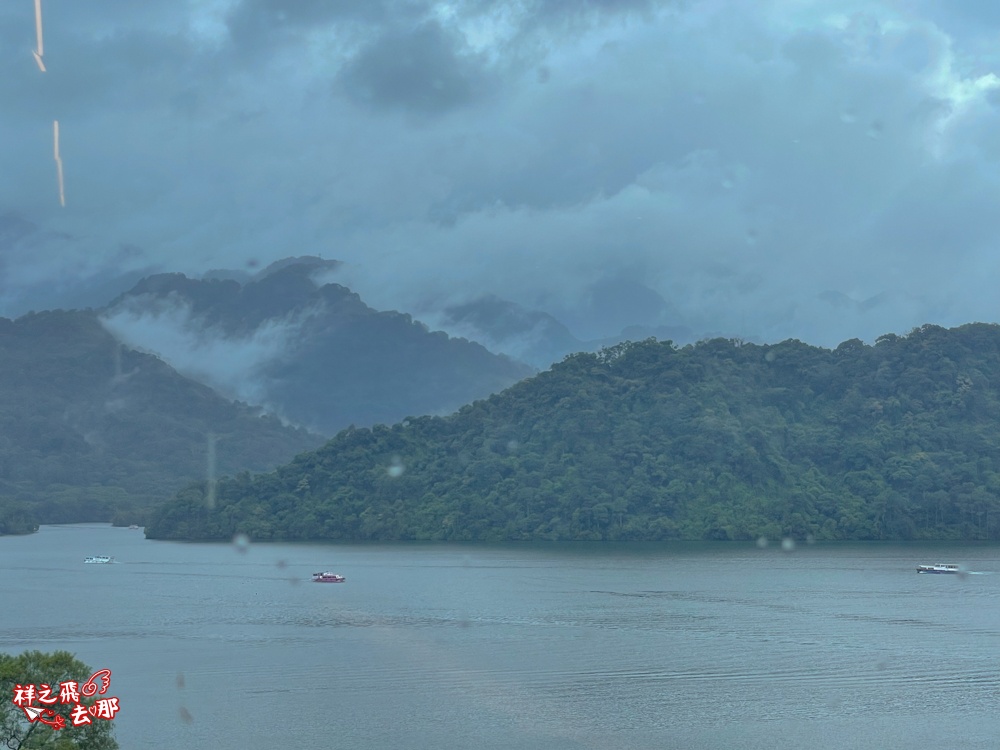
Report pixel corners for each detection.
[98,293,314,410]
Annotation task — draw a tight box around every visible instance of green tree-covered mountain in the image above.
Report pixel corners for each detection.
[0,310,322,534]
[146,323,1000,543]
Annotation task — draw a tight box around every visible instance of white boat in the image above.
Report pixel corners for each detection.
[916,563,960,574]
[84,556,116,564]
[312,571,346,583]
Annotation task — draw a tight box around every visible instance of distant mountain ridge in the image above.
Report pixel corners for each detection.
[101,260,536,435]
[0,309,321,533]
[440,293,697,369]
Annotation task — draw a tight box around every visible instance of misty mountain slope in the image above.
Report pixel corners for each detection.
[440,292,698,369]
[147,323,1000,543]
[0,310,322,529]
[440,295,585,369]
[101,262,536,435]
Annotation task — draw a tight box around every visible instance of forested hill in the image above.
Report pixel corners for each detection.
[0,310,321,534]
[146,323,1000,543]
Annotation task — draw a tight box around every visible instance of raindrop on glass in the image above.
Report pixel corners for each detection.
[179,707,194,724]
[205,433,217,510]
[840,110,857,124]
[387,456,405,478]
[781,537,795,552]
[756,536,768,548]
[176,673,185,689]
[233,533,250,553]
[867,120,884,139]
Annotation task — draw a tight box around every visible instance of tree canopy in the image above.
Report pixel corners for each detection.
[146,324,1000,543]
[1,650,119,750]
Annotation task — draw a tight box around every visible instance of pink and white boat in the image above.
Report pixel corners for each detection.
[312,571,346,583]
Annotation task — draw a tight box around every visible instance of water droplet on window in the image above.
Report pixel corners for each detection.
[233,533,250,553]
[179,706,194,724]
[176,673,185,689]
[867,120,884,139]
[507,440,519,453]
[387,456,405,478]
[721,178,735,190]
[756,536,768,548]
[781,537,795,552]
[840,110,857,124]
[206,434,217,510]
[745,229,758,246]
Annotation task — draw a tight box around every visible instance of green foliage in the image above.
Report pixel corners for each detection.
[0,310,322,535]
[0,651,118,749]
[147,324,1000,542]
[0,500,38,535]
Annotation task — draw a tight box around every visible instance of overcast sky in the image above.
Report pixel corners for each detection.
[2,0,1000,348]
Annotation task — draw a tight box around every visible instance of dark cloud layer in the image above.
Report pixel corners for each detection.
[2,0,1000,356]
[338,21,493,114]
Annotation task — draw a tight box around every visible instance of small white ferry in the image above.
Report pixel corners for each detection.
[916,563,960,574]
[312,571,346,583]
[84,556,116,564]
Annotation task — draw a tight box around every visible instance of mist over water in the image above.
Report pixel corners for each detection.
[2,526,1000,750]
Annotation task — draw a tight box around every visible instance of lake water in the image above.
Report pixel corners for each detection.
[2,525,999,749]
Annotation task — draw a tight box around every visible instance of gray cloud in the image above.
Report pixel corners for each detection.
[2,0,1000,356]
[337,21,495,114]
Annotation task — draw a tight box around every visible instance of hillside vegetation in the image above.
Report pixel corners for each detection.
[146,324,1000,542]
[0,310,322,534]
